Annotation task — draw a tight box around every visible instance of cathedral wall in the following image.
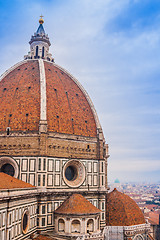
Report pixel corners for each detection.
[0,131,107,232]
[47,136,98,159]
[0,134,102,159]
[0,135,40,156]
[36,193,106,231]
[0,196,37,240]
[36,196,54,231]
[0,201,7,240]
[104,226,124,240]
[54,213,100,235]
[8,156,106,191]
[103,224,151,240]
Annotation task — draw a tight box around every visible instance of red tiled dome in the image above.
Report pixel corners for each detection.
[0,60,97,137]
[106,188,146,226]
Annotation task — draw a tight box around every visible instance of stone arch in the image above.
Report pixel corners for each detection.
[87,219,94,232]
[134,234,144,240]
[58,218,65,232]
[71,219,81,233]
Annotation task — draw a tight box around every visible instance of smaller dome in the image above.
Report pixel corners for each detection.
[114,178,120,183]
[106,188,145,226]
[55,194,101,215]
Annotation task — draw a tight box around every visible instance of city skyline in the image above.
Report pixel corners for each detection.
[0,0,160,183]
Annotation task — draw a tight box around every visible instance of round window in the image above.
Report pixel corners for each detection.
[65,166,77,181]
[0,157,18,178]
[1,163,15,176]
[63,160,85,188]
[22,210,30,234]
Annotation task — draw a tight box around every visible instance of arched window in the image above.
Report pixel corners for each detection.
[6,127,10,135]
[42,46,44,58]
[134,235,144,240]
[71,220,80,233]
[58,219,65,232]
[87,219,94,232]
[35,46,38,58]
[97,217,100,230]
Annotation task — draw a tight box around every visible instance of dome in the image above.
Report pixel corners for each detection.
[55,194,101,215]
[0,59,97,137]
[114,178,120,183]
[106,188,145,226]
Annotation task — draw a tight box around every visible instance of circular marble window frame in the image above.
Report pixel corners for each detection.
[63,160,85,188]
[21,210,30,234]
[0,156,19,178]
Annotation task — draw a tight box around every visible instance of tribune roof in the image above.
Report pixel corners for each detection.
[55,194,101,215]
[34,235,52,240]
[0,172,35,189]
[106,188,146,226]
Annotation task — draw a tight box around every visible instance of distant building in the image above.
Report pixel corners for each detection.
[0,17,152,240]
[110,178,122,192]
[146,210,160,240]
[114,179,120,183]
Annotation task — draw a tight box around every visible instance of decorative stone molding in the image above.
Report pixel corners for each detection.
[63,160,86,188]
[39,59,47,121]
[0,60,27,82]
[0,156,19,178]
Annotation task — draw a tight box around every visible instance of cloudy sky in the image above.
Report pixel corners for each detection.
[0,0,160,183]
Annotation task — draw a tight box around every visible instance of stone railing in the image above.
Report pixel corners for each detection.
[76,232,104,240]
[124,223,150,231]
[124,223,151,238]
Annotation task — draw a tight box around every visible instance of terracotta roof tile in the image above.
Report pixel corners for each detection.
[55,194,101,215]
[45,62,97,137]
[106,188,146,226]
[0,172,35,189]
[34,235,52,240]
[148,218,158,225]
[0,61,40,132]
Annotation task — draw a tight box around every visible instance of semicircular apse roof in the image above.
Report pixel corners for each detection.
[106,188,146,226]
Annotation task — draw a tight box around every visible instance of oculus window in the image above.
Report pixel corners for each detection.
[1,163,15,176]
[22,210,30,234]
[65,166,77,181]
[0,157,18,178]
[63,160,85,188]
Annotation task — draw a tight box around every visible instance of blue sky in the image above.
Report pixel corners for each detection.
[0,0,160,183]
